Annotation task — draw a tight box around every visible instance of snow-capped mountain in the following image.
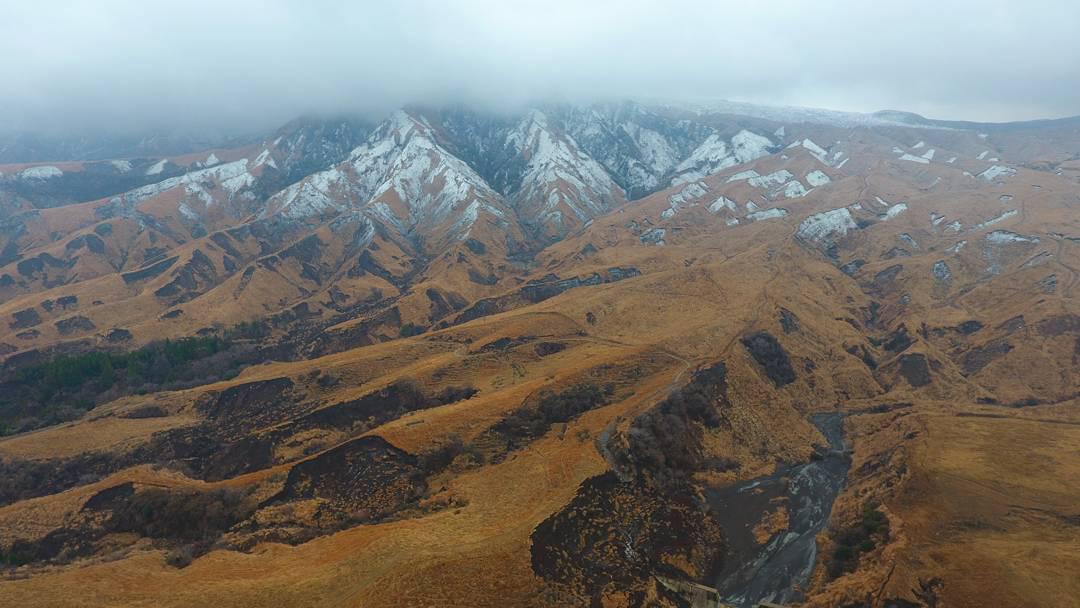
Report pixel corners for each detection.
[8,96,1058,330]
[498,110,624,240]
[263,110,518,252]
[556,102,713,198]
[669,129,777,185]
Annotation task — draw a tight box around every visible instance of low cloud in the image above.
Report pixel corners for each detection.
[2,0,1078,135]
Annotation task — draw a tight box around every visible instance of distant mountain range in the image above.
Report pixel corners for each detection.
[0,98,1077,608]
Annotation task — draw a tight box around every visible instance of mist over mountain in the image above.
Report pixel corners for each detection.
[1,4,1079,608]
[3,0,1080,138]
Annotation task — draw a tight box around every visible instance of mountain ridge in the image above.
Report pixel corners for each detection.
[0,98,1077,608]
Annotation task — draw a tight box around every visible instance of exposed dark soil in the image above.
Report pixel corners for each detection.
[898,353,931,387]
[530,472,725,605]
[275,436,423,519]
[741,332,796,386]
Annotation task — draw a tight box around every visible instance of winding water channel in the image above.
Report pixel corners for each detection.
[707,413,850,607]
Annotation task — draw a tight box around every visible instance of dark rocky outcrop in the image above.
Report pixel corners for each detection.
[956,320,984,335]
[64,233,106,254]
[530,473,724,605]
[9,308,42,329]
[1036,314,1080,337]
[154,249,218,303]
[960,341,1014,375]
[898,353,931,387]
[840,259,866,276]
[741,332,796,386]
[121,256,178,284]
[779,308,800,333]
[276,436,423,517]
[104,327,133,344]
[197,377,296,438]
[883,325,914,353]
[872,264,904,291]
[54,315,96,335]
[534,341,566,357]
[463,238,486,255]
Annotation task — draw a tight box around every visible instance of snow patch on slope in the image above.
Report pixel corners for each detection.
[146,159,168,175]
[985,230,1037,244]
[978,165,1015,181]
[797,208,857,243]
[899,154,929,164]
[748,170,793,188]
[799,139,829,163]
[19,166,63,179]
[881,203,908,220]
[782,180,808,198]
[727,169,760,183]
[747,208,789,221]
[121,159,251,210]
[671,130,774,185]
[972,209,1018,230]
[708,196,737,214]
[805,170,831,187]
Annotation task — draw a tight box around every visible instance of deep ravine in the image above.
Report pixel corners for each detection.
[708,413,850,607]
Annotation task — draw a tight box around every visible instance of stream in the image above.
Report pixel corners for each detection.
[707,413,850,607]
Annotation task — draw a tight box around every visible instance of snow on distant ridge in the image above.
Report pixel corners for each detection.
[121,159,249,208]
[146,159,168,175]
[731,130,774,163]
[19,166,63,179]
[672,99,953,130]
[671,129,773,185]
[254,149,277,169]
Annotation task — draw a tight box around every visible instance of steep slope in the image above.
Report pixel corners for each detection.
[557,102,714,198]
[668,129,778,186]
[265,110,517,248]
[497,110,625,241]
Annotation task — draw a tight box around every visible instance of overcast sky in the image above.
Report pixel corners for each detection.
[3,0,1079,134]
